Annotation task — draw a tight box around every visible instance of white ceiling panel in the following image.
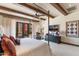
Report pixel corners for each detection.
[0,9,39,21]
[0,3,78,19]
[35,3,63,17]
[0,3,37,15]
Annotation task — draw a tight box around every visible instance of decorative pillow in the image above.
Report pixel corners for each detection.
[15,39,20,45]
[10,36,16,45]
[1,37,16,56]
[1,34,9,39]
[0,40,4,55]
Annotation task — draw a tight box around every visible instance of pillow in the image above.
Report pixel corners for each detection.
[10,36,16,45]
[0,40,4,55]
[1,34,9,39]
[1,34,16,45]
[1,37,16,56]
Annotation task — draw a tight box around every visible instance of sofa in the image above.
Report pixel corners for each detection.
[45,34,61,43]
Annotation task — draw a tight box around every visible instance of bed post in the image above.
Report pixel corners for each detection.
[48,11,53,56]
[48,11,50,46]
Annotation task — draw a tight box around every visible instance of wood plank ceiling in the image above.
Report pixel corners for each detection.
[0,3,69,22]
[18,3,55,18]
[50,3,69,15]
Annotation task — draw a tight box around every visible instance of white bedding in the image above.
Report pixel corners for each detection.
[16,38,51,56]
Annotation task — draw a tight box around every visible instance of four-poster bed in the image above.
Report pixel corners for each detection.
[16,38,51,56]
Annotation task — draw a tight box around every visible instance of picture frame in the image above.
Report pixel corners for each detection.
[66,20,79,38]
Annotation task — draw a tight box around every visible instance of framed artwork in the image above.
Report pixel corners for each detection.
[66,20,79,37]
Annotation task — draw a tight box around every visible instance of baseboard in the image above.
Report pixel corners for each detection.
[61,42,79,47]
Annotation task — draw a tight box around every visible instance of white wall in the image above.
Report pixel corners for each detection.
[0,15,40,38]
[32,21,40,38]
[11,19,31,38]
[40,17,48,36]
[49,11,79,45]
[11,19,41,38]
[0,15,3,25]
[0,15,11,36]
[1,11,79,45]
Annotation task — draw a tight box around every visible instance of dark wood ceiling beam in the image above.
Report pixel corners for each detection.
[0,11,39,22]
[50,3,68,15]
[18,3,54,18]
[0,6,40,19]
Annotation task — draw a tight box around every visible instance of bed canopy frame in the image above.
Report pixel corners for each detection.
[48,11,50,46]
